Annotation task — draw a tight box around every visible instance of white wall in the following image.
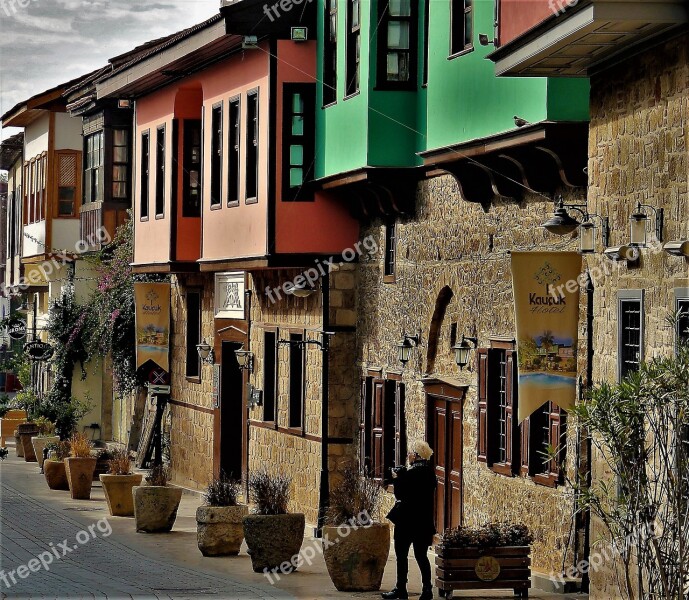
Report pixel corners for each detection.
[24,114,50,159]
[53,112,82,151]
[51,218,79,252]
[22,222,46,257]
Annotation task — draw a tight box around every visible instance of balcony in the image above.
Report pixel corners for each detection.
[80,202,129,252]
[490,0,688,77]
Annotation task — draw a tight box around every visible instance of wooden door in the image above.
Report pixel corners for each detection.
[219,341,244,480]
[426,381,465,535]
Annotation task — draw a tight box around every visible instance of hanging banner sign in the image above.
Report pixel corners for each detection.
[511,252,582,423]
[134,282,170,372]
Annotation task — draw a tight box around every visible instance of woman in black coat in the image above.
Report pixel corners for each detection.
[382,440,437,600]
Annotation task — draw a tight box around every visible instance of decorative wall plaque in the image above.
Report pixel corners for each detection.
[214,272,245,319]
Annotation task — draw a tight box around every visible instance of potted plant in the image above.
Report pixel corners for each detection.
[242,468,305,573]
[99,448,142,517]
[322,467,389,591]
[435,522,533,599]
[132,464,183,533]
[31,417,59,470]
[64,433,97,499]
[196,473,247,556]
[44,441,71,490]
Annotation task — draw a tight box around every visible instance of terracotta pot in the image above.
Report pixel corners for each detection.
[44,461,70,490]
[14,430,23,457]
[322,523,390,591]
[18,423,39,462]
[32,436,60,469]
[243,513,305,573]
[132,486,183,532]
[65,457,98,499]
[196,505,248,556]
[99,474,143,516]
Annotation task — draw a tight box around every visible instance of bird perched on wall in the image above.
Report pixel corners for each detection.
[514,115,530,128]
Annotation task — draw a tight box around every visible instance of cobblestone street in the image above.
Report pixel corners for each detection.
[0,449,587,600]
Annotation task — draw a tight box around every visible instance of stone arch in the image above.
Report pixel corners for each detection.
[426,286,454,374]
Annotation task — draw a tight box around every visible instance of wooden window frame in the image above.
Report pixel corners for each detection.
[282,83,316,202]
[618,289,644,382]
[185,289,202,381]
[383,222,396,283]
[112,128,130,202]
[262,327,279,426]
[345,0,361,98]
[245,89,260,205]
[182,119,202,217]
[140,130,150,221]
[323,0,338,107]
[55,150,80,219]
[360,376,406,484]
[674,288,689,353]
[287,330,306,434]
[529,401,566,488]
[210,102,223,209]
[227,96,241,207]
[376,0,418,91]
[449,0,474,59]
[154,125,166,219]
[422,0,430,86]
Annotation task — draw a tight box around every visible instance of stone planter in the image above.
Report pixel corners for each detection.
[435,546,531,599]
[196,505,248,556]
[65,457,98,500]
[44,461,70,490]
[14,429,23,457]
[100,474,143,517]
[18,423,39,462]
[243,513,305,573]
[322,523,390,591]
[32,436,60,469]
[132,486,183,532]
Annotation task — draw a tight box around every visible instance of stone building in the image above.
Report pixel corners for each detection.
[490,0,689,595]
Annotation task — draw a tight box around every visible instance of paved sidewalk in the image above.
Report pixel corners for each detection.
[0,446,586,599]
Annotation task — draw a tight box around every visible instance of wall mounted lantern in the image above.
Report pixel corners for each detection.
[630,202,663,247]
[286,280,318,298]
[542,197,586,235]
[664,240,689,257]
[234,349,254,373]
[196,339,215,364]
[453,335,478,370]
[579,214,609,254]
[398,333,421,366]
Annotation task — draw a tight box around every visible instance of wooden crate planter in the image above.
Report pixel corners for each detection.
[436,546,531,599]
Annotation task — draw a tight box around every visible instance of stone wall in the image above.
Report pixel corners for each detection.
[585,34,689,597]
[357,174,586,574]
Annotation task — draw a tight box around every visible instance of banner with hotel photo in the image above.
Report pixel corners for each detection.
[134,282,171,372]
[511,252,582,423]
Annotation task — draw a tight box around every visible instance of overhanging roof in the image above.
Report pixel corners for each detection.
[490,0,688,77]
[0,133,24,171]
[96,14,246,99]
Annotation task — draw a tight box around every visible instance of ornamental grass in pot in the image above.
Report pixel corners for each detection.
[133,464,183,533]
[64,433,97,499]
[196,473,247,556]
[44,441,71,491]
[31,417,59,470]
[243,468,305,573]
[99,448,142,517]
[322,466,388,592]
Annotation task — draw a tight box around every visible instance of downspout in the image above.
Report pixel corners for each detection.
[316,272,330,538]
[245,287,252,503]
[581,270,594,593]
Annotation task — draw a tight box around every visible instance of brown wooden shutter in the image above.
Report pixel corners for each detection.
[548,403,565,483]
[371,379,385,482]
[520,417,531,477]
[477,348,489,463]
[359,378,370,474]
[503,350,517,474]
[394,383,406,467]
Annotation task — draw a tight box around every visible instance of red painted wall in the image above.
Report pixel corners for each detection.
[274,40,358,254]
[499,0,555,46]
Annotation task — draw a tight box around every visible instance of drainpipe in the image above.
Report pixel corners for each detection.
[245,288,252,503]
[316,272,330,538]
[581,270,594,593]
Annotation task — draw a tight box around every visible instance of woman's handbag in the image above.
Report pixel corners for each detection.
[386,500,403,524]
